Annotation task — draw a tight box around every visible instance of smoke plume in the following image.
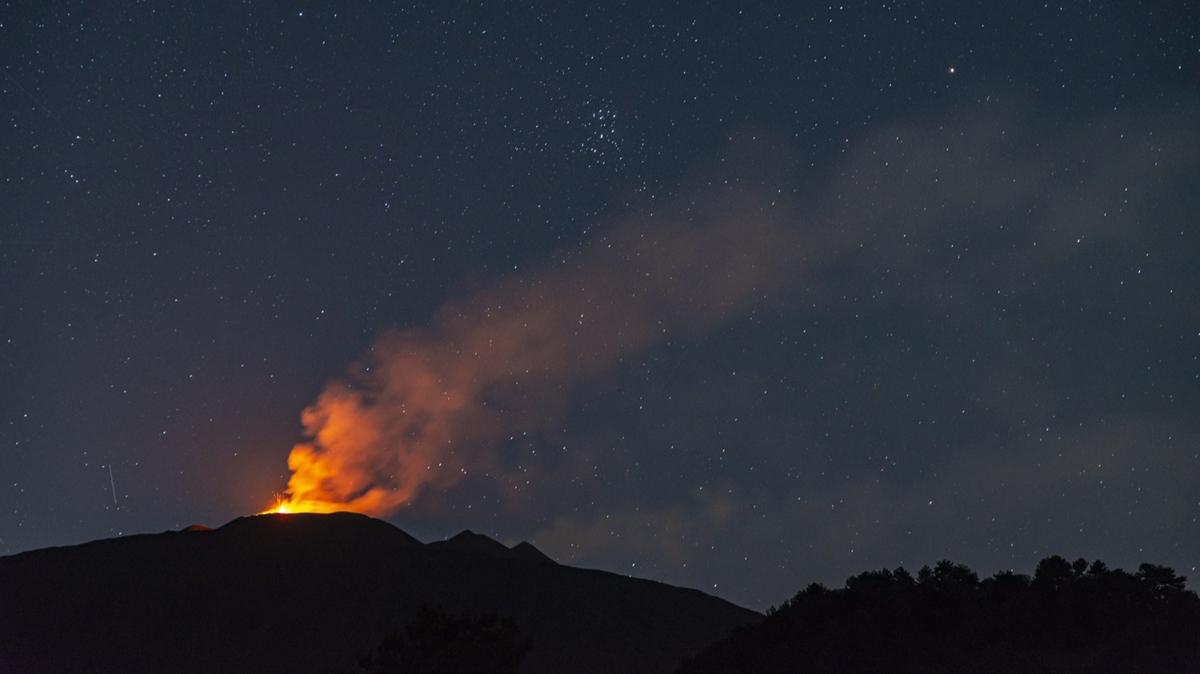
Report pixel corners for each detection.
[272,139,806,515]
[271,101,1196,517]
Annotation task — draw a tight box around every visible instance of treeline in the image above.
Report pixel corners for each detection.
[678,556,1200,673]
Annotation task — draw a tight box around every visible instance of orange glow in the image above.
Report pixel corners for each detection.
[260,361,467,518]
[258,493,297,515]
[258,492,353,515]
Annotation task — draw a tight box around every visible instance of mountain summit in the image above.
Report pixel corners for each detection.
[0,513,758,674]
[428,528,554,563]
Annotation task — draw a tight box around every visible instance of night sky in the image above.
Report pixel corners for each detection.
[3,2,1198,611]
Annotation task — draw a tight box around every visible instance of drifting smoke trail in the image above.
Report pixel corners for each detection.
[269,105,1157,517]
[268,138,806,515]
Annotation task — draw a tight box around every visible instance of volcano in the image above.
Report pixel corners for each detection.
[0,513,759,674]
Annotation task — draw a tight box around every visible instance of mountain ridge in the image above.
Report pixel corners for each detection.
[0,512,759,674]
[427,527,555,564]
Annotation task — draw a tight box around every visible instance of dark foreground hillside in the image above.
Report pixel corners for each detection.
[678,557,1200,673]
[0,513,759,674]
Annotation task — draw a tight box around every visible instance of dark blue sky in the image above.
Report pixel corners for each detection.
[2,1,1198,610]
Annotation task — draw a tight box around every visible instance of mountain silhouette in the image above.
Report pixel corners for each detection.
[0,513,758,674]
[508,541,555,564]
[426,530,557,565]
[428,529,529,560]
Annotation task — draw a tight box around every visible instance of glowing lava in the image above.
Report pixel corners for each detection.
[258,492,347,515]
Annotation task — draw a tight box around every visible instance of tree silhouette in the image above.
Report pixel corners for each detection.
[678,556,1200,673]
[1033,554,1075,590]
[359,605,531,674]
[923,559,979,590]
[1138,563,1187,595]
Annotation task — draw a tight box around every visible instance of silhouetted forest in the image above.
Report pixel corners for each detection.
[678,556,1200,673]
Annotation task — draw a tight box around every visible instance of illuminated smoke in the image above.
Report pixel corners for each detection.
[266,142,804,515]
[268,104,1156,516]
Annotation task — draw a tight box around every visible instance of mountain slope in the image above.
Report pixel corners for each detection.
[0,513,758,674]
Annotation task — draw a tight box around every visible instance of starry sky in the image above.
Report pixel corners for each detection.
[2,1,1198,611]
